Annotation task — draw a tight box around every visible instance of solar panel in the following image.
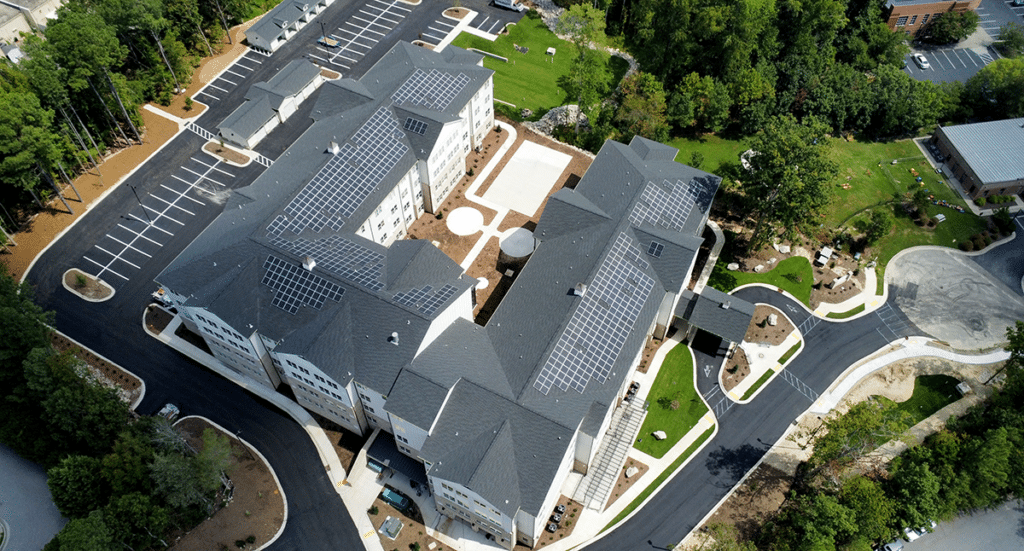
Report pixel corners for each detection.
[261,255,345,314]
[403,117,428,135]
[392,283,458,316]
[271,235,386,291]
[391,69,471,111]
[628,177,715,232]
[533,233,656,395]
[271,107,409,238]
[647,241,664,258]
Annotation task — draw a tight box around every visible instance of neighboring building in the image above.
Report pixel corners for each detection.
[218,59,325,149]
[675,287,755,354]
[2,42,23,63]
[244,0,336,53]
[931,118,1024,198]
[158,41,730,551]
[883,0,980,36]
[0,0,64,43]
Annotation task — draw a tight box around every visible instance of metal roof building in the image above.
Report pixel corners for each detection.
[933,118,1024,199]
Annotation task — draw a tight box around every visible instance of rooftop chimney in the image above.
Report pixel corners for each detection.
[303,256,316,271]
[388,332,400,346]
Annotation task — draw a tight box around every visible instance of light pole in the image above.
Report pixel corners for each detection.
[235,429,255,460]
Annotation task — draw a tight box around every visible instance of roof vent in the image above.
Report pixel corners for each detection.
[303,256,316,271]
[721,301,731,310]
[572,283,587,297]
[329,141,340,154]
[388,332,400,346]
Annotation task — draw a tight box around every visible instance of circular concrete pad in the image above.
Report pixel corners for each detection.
[446,207,483,236]
[476,277,489,290]
[887,247,1024,349]
[499,227,536,258]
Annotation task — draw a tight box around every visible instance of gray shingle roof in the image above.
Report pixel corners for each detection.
[386,370,450,430]
[677,287,755,344]
[218,95,275,141]
[218,60,321,140]
[937,118,1024,185]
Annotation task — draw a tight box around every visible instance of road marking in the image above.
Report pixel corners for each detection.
[190,158,235,177]
[105,234,152,257]
[225,69,247,79]
[128,214,174,235]
[206,82,231,93]
[704,364,712,377]
[196,91,220,101]
[358,9,400,25]
[780,370,819,402]
[179,167,226,187]
[349,21,387,36]
[160,184,205,205]
[149,194,196,216]
[216,76,238,86]
[83,256,129,280]
[487,20,502,33]
[95,244,143,269]
[117,224,163,246]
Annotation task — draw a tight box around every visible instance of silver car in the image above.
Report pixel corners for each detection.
[913,53,930,70]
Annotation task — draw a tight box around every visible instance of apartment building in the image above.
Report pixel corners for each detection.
[884,0,980,35]
[158,41,726,550]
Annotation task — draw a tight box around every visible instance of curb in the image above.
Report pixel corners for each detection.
[53,327,146,411]
[61,269,115,303]
[174,415,288,551]
[726,305,803,405]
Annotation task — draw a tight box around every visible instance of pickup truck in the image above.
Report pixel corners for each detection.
[318,35,340,48]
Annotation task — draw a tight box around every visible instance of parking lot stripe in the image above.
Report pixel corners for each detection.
[941,50,955,67]
[429,25,450,34]
[207,82,231,93]
[83,256,129,281]
[317,46,357,63]
[149,194,196,216]
[358,9,400,25]
[94,245,142,269]
[217,76,238,86]
[371,0,410,12]
[233,63,255,72]
[196,91,220,101]
[117,224,163,246]
[422,32,445,43]
[339,27,379,43]
[349,20,387,36]
[225,69,247,79]
[105,234,153,257]
[487,20,502,33]
[190,158,235,177]
[477,16,490,29]
[143,204,184,226]
[179,167,226,187]
[129,214,174,235]
[160,184,205,205]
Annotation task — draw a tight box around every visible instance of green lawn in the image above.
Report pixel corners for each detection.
[450,12,627,116]
[604,426,715,532]
[708,255,814,306]
[667,135,751,175]
[875,375,962,426]
[634,343,707,459]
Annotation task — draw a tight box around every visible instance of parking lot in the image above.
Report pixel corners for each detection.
[977,0,1024,36]
[904,47,993,83]
[306,0,412,70]
[82,155,236,287]
[193,49,266,105]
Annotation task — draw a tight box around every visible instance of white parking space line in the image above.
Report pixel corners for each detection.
[477,16,490,29]
[105,234,152,257]
[225,69,247,79]
[160,184,205,206]
[359,9,400,25]
[117,224,163,246]
[941,50,955,68]
[349,20,387,36]
[179,167,226,187]
[233,63,256,72]
[197,91,220,101]
[83,256,129,281]
[339,27,379,43]
[94,245,142,270]
[190,158,235,177]
[422,32,445,43]
[207,82,231,93]
[149,194,196,216]
[317,46,357,63]
[429,25,451,34]
[371,0,410,12]
[216,76,238,86]
[487,20,502,33]
[142,204,184,226]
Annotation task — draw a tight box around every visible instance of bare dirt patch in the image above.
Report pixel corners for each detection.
[203,142,250,165]
[444,7,469,19]
[746,305,795,346]
[170,417,284,551]
[146,304,175,335]
[320,68,341,79]
[466,236,502,318]
[605,457,649,510]
[312,414,370,473]
[722,348,750,392]
[64,268,113,300]
[810,262,866,308]
[698,462,793,541]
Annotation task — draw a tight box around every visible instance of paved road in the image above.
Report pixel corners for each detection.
[977,0,1024,37]
[970,218,1024,297]
[903,499,1024,550]
[0,443,67,551]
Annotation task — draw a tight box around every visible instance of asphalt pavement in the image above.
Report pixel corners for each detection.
[970,218,1024,297]
[902,499,1024,550]
[0,443,67,551]
[904,47,994,83]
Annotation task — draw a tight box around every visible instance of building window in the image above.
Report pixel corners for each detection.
[896,16,908,26]
[909,15,918,25]
[377,220,385,230]
[922,14,930,24]
[391,205,398,214]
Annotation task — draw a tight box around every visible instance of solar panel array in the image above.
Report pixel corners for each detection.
[270,235,386,291]
[391,69,471,111]
[392,284,458,316]
[647,241,664,258]
[267,107,409,238]
[261,255,345,314]
[628,177,715,232]
[403,117,427,135]
[534,233,656,395]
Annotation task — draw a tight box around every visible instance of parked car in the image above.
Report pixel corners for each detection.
[495,0,527,12]
[158,403,180,422]
[913,53,930,69]
[882,541,903,551]
[381,488,409,510]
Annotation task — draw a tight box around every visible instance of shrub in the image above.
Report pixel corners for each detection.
[246,536,256,544]
[184,96,194,111]
[75,273,87,288]
[975,197,987,206]
[973,236,986,250]
[369,505,379,515]
[985,236,993,246]
[467,167,475,176]
[670,400,680,410]
[959,240,974,251]
[235,541,246,549]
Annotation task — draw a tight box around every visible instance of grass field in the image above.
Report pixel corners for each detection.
[603,426,715,532]
[667,135,751,174]
[708,255,814,306]
[450,12,627,116]
[634,343,707,459]
[875,374,962,426]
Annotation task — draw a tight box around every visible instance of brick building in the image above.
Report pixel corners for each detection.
[884,0,980,36]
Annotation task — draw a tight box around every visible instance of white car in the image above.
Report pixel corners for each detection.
[913,53,930,70]
[903,520,938,542]
[882,541,903,551]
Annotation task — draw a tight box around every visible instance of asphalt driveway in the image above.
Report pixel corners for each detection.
[0,443,67,551]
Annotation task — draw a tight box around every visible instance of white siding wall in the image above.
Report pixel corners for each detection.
[525,431,578,545]
[388,413,429,456]
[272,352,364,433]
[359,164,421,247]
[182,307,274,386]
[431,478,515,549]
[354,381,391,430]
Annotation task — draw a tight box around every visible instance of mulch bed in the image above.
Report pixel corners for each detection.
[170,418,284,551]
[698,462,793,543]
[64,268,112,300]
[145,305,175,335]
[534,496,584,549]
[723,305,793,391]
[313,414,370,473]
[203,142,249,165]
[722,348,750,392]
[369,489,449,551]
[604,457,650,510]
[50,333,142,404]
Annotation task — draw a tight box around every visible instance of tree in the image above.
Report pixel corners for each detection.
[669,73,733,133]
[0,264,53,387]
[807,399,912,484]
[555,4,607,132]
[996,22,1024,58]
[0,89,61,201]
[891,461,941,528]
[965,57,1024,119]
[44,381,131,460]
[48,455,111,518]
[150,428,230,512]
[742,115,838,250]
[52,509,117,551]
[614,72,670,142]
[840,476,895,543]
[103,493,170,550]
[102,426,157,496]
[868,64,949,137]
[921,11,980,44]
[961,427,1012,509]
[865,208,894,245]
